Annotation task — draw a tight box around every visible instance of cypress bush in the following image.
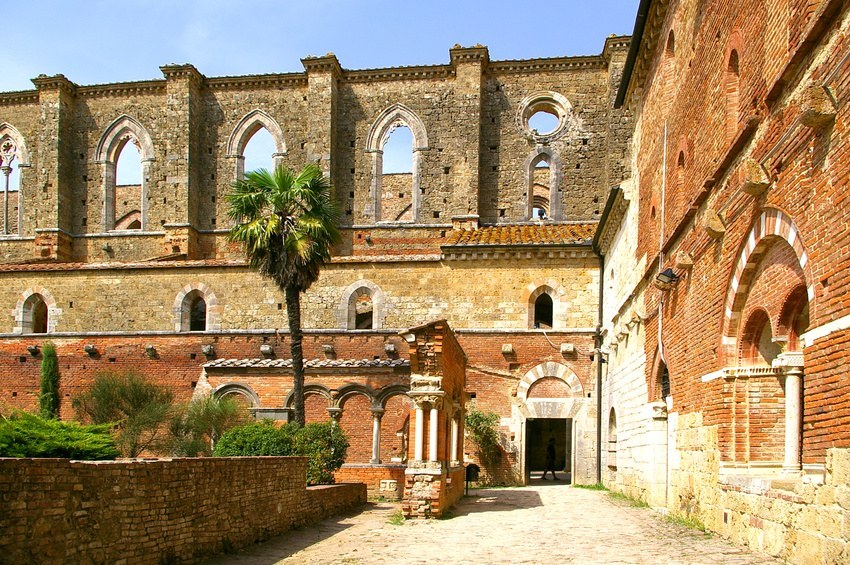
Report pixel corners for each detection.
[39,342,60,419]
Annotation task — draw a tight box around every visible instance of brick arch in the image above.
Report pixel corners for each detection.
[211,382,260,408]
[365,103,429,222]
[337,384,378,409]
[225,109,288,179]
[376,384,410,408]
[523,146,563,220]
[516,362,582,402]
[172,283,220,332]
[721,208,814,359]
[13,286,61,334]
[95,115,155,231]
[776,284,809,351]
[337,279,385,330]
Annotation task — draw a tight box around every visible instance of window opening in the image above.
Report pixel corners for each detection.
[532,157,551,220]
[0,139,20,235]
[242,127,276,175]
[380,125,413,222]
[533,293,554,329]
[726,50,740,142]
[528,111,560,135]
[189,295,207,331]
[354,294,374,329]
[113,139,142,231]
[25,294,48,334]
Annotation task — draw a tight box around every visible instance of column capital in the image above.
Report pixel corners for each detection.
[327,407,343,421]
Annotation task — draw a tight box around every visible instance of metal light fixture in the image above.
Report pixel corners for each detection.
[655,268,680,285]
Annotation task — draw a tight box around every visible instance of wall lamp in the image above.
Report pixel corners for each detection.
[655,268,680,286]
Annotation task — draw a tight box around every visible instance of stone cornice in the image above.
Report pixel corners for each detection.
[0,90,39,105]
[489,55,605,74]
[441,246,591,262]
[301,53,342,77]
[31,74,77,96]
[449,45,490,66]
[205,73,308,90]
[343,65,454,82]
[77,80,167,97]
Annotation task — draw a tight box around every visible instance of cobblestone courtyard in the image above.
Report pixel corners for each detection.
[206,484,780,564]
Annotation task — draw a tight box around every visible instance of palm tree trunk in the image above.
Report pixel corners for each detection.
[285,284,306,426]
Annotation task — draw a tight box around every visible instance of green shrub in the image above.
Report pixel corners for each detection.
[0,411,118,460]
[72,371,174,457]
[168,395,249,456]
[213,421,296,456]
[295,421,349,485]
[39,342,60,419]
[213,420,348,484]
[465,404,502,466]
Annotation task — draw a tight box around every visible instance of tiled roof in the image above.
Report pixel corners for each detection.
[442,223,596,247]
[203,358,409,369]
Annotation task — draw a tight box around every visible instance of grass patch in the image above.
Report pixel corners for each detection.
[607,490,650,508]
[387,510,405,526]
[572,482,608,491]
[664,512,709,534]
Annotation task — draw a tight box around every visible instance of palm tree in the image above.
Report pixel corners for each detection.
[226,164,340,426]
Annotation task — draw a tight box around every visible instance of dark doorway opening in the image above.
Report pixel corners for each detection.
[526,417,571,483]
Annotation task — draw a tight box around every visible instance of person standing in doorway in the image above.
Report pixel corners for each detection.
[542,437,559,480]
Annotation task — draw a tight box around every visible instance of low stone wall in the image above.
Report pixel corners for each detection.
[335,463,406,500]
[0,457,366,564]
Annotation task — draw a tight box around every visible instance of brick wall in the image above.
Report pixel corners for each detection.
[0,457,365,564]
[335,464,406,500]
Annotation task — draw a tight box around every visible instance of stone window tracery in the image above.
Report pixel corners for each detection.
[0,123,30,237]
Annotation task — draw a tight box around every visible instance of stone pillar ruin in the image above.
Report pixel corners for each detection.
[370,408,384,464]
[399,320,467,518]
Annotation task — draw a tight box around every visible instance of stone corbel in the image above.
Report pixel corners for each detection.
[800,84,836,128]
[741,158,771,197]
[703,210,726,239]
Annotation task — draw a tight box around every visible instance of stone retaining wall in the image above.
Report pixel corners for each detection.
[0,457,366,564]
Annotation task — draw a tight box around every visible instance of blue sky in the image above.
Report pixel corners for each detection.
[5,0,639,184]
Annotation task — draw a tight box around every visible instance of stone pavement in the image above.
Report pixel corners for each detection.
[205,483,781,564]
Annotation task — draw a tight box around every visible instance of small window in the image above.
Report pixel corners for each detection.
[533,293,553,329]
[354,294,374,329]
[24,294,48,334]
[189,295,207,331]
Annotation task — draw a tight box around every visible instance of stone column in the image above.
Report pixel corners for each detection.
[370,408,384,464]
[450,414,459,466]
[429,400,440,463]
[414,402,425,462]
[783,367,803,472]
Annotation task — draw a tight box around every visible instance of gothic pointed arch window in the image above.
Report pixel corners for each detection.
[15,288,59,334]
[24,294,48,334]
[0,123,30,237]
[339,280,385,330]
[528,285,556,329]
[226,109,287,181]
[366,104,429,223]
[173,284,219,332]
[96,116,155,232]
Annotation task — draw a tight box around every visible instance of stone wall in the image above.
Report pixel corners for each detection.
[0,457,366,564]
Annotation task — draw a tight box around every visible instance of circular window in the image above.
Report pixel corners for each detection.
[516,91,573,143]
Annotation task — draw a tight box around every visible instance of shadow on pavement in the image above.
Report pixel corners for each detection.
[453,487,544,516]
[203,503,377,564]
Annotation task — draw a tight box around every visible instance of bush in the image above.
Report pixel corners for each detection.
[465,404,502,466]
[213,421,295,456]
[213,420,348,484]
[0,411,119,460]
[72,371,174,457]
[39,342,60,419]
[168,395,249,457]
[295,421,349,485]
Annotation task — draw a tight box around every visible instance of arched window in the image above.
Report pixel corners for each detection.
[95,115,154,232]
[0,123,30,237]
[366,104,428,223]
[23,294,48,334]
[226,109,287,181]
[339,280,385,330]
[525,148,562,221]
[180,290,207,332]
[173,284,219,332]
[726,50,740,142]
[778,286,810,352]
[533,293,554,329]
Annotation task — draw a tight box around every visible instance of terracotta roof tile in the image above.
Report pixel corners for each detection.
[203,358,409,369]
[442,223,596,246]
